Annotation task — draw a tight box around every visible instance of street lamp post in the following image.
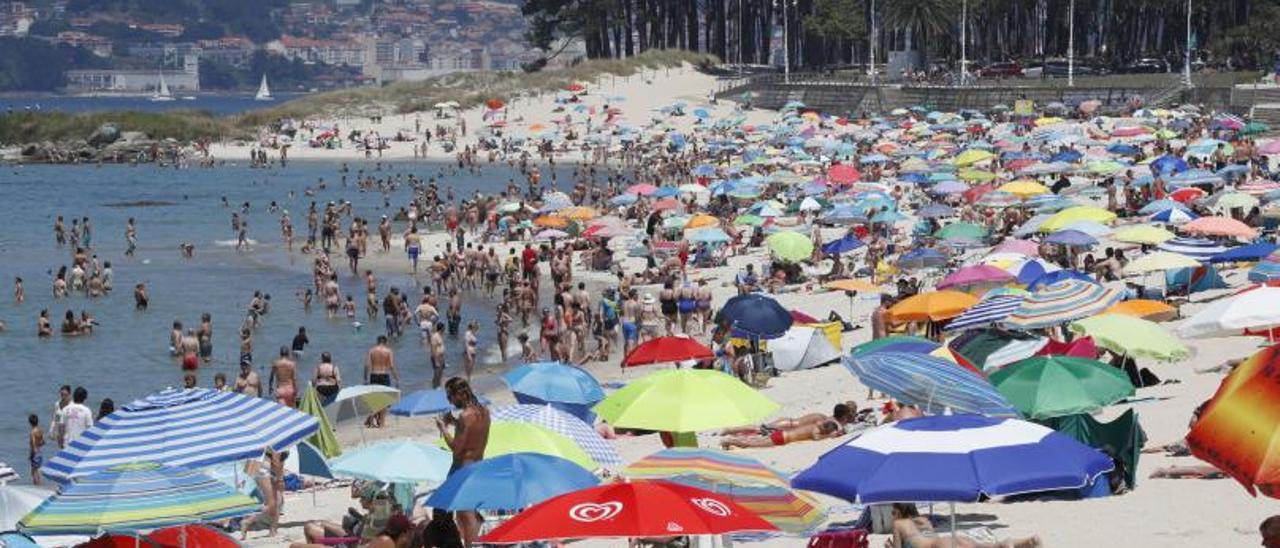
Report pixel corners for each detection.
[1067,0,1075,87]
[1184,0,1194,87]
[778,0,791,83]
[868,0,876,84]
[959,0,968,84]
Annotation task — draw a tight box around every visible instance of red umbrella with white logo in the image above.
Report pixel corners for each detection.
[479,480,776,543]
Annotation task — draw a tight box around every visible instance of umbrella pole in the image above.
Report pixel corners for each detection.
[950,502,958,546]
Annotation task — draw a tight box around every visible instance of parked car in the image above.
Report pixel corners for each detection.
[1124,58,1171,73]
[976,61,1024,78]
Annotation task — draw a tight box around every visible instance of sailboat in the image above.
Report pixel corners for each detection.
[254,74,273,101]
[150,71,174,102]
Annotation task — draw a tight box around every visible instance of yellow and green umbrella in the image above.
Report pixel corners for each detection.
[998,180,1050,198]
[482,422,598,470]
[300,383,342,458]
[952,149,994,167]
[958,168,997,182]
[1069,314,1190,361]
[765,231,814,262]
[593,369,779,432]
[1039,206,1117,232]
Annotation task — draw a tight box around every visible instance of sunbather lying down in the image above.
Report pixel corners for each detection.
[720,402,856,436]
[1149,465,1226,479]
[888,504,1042,548]
[720,419,843,449]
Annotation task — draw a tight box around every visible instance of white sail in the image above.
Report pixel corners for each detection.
[255,74,273,101]
[150,71,174,101]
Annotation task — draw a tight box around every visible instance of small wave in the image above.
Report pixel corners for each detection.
[212,239,259,246]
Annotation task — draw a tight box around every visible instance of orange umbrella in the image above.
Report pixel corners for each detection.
[559,206,598,221]
[1188,343,1280,498]
[1103,299,1177,322]
[485,98,505,109]
[824,279,882,293]
[533,215,569,228]
[888,291,979,322]
[685,214,720,229]
[1182,216,1259,239]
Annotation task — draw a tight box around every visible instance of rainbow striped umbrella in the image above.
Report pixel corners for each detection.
[1001,280,1122,330]
[19,462,259,535]
[623,448,826,534]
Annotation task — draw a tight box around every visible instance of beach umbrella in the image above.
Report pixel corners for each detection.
[896,248,949,270]
[42,388,318,485]
[768,326,842,372]
[1150,154,1188,174]
[0,485,49,531]
[280,440,332,480]
[1103,299,1178,322]
[715,293,793,339]
[888,291,979,322]
[1250,253,1280,282]
[145,525,240,548]
[943,294,1025,332]
[479,480,776,543]
[948,329,1048,372]
[975,191,1019,208]
[819,234,865,254]
[535,229,570,241]
[1123,251,1201,274]
[626,183,659,195]
[685,213,719,229]
[1002,280,1123,330]
[1210,192,1260,213]
[325,384,400,423]
[841,352,1019,417]
[490,405,621,468]
[330,439,451,484]
[425,453,599,511]
[828,164,861,184]
[298,384,341,458]
[1139,199,1192,215]
[998,180,1051,198]
[930,180,968,195]
[1039,206,1116,233]
[765,231,814,262]
[851,335,940,356]
[953,149,994,167]
[1182,216,1259,239]
[988,356,1134,419]
[593,369,780,432]
[934,222,987,242]
[918,203,956,219]
[1044,229,1097,247]
[1187,343,1280,497]
[623,335,714,367]
[18,463,259,535]
[0,463,17,484]
[733,214,765,226]
[0,533,40,548]
[1150,208,1198,224]
[1158,236,1228,261]
[936,265,1015,290]
[390,389,490,417]
[503,361,605,406]
[1069,314,1189,361]
[824,278,881,293]
[1113,225,1175,245]
[792,414,1112,502]
[479,422,598,469]
[622,448,826,534]
[686,227,732,244]
[991,239,1041,257]
[1177,287,1280,338]
[1210,242,1278,264]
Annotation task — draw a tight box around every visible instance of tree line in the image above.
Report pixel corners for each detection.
[523,0,1275,71]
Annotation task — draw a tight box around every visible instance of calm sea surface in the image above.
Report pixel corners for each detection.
[0,160,574,476]
[0,93,305,116]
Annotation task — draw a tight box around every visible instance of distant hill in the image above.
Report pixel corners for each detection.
[61,0,290,43]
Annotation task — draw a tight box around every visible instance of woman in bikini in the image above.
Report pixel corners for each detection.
[658,280,679,336]
[313,352,341,405]
[888,504,1041,548]
[677,281,698,335]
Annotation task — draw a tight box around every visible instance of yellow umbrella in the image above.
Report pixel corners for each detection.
[998,180,1050,198]
[1039,206,1117,232]
[824,279,882,293]
[1123,251,1201,274]
[533,215,570,228]
[1104,299,1178,322]
[958,168,997,182]
[685,213,720,229]
[1035,116,1065,126]
[1113,225,1175,245]
[952,149,995,167]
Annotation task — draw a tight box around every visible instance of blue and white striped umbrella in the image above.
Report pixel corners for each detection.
[944,295,1024,332]
[1250,253,1280,283]
[791,414,1113,503]
[1149,208,1198,224]
[490,404,622,467]
[1001,280,1122,330]
[842,352,1019,417]
[42,388,318,485]
[1157,237,1227,261]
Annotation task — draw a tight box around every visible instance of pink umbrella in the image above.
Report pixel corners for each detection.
[827,164,861,184]
[936,265,1016,290]
[627,183,660,195]
[1260,140,1280,155]
[1183,216,1259,239]
[651,197,683,212]
[1111,127,1149,138]
[993,239,1041,257]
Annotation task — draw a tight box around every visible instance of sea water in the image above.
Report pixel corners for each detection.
[0,159,573,473]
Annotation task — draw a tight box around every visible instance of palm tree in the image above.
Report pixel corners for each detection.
[882,0,957,69]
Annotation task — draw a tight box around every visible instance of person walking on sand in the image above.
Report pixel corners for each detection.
[437,377,489,547]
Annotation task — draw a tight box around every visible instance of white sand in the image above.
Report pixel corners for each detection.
[231,67,1277,548]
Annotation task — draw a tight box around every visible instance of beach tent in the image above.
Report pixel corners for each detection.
[1040,409,1146,491]
[768,326,842,372]
[1164,265,1227,294]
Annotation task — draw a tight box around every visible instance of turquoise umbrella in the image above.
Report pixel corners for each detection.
[330,440,452,484]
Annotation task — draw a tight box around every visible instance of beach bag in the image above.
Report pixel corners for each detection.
[806,528,869,548]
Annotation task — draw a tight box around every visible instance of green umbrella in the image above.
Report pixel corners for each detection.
[1245,121,1271,135]
[765,231,814,262]
[593,369,779,432]
[934,222,988,242]
[734,214,765,226]
[989,356,1135,420]
[1068,314,1190,361]
[300,383,342,459]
